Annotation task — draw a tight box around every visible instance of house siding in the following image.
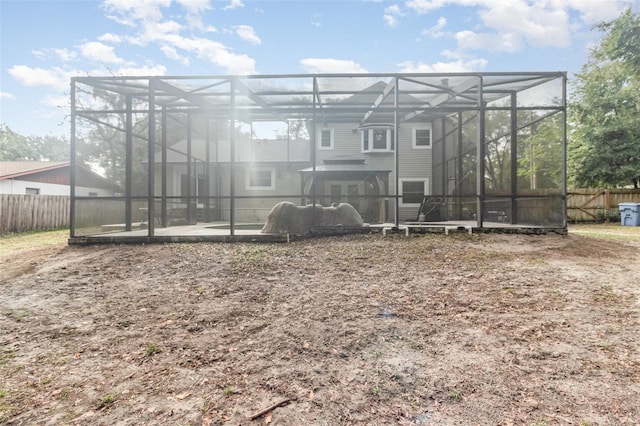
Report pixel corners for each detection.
[153,118,443,223]
[314,121,434,221]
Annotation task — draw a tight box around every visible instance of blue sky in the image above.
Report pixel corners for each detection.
[1,0,637,138]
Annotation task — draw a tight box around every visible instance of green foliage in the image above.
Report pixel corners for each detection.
[517,113,563,190]
[569,9,640,188]
[0,124,69,161]
[144,343,161,357]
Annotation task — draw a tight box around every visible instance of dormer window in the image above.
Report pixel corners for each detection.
[361,126,394,153]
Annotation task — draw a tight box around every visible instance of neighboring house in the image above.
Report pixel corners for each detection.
[0,161,117,196]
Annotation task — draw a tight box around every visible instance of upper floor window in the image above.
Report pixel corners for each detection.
[246,168,275,190]
[413,125,432,149]
[361,127,394,153]
[318,128,334,150]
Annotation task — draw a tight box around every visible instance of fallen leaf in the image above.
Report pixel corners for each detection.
[176,391,191,400]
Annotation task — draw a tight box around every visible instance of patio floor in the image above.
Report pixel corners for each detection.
[68,220,565,244]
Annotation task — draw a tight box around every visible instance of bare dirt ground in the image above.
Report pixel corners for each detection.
[1,225,639,425]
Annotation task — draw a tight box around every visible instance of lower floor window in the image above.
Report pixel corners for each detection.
[246,168,275,190]
[400,179,428,206]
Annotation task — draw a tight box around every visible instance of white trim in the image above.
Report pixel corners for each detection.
[412,125,432,149]
[399,178,429,207]
[245,167,276,190]
[318,128,334,150]
[361,128,394,153]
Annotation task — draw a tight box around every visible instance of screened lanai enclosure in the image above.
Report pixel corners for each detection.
[69,72,567,243]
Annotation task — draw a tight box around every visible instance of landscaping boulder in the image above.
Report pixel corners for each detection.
[261,202,364,235]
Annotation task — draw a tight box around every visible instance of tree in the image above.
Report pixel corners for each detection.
[0,124,69,161]
[569,9,640,188]
[518,113,564,190]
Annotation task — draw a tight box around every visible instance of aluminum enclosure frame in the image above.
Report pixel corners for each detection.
[69,72,567,243]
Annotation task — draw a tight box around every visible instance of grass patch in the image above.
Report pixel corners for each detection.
[144,343,161,358]
[0,229,68,255]
[97,393,116,409]
[569,223,640,241]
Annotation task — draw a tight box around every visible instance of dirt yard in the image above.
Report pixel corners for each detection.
[1,225,639,425]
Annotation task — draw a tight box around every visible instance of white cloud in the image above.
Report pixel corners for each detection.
[102,0,171,25]
[311,13,322,28]
[96,0,256,74]
[223,0,244,10]
[477,1,571,48]
[176,0,211,29]
[176,0,210,14]
[455,30,523,53]
[98,33,123,44]
[133,20,183,45]
[405,0,449,15]
[79,41,124,64]
[40,94,69,109]
[421,16,447,38]
[8,65,75,91]
[1,92,16,100]
[299,58,368,74]
[398,58,487,72]
[109,64,167,76]
[560,0,630,23]
[160,45,190,66]
[384,4,403,27]
[403,0,633,54]
[233,25,261,45]
[162,34,256,74]
[32,48,77,62]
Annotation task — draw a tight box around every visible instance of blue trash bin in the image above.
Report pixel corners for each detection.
[619,202,640,226]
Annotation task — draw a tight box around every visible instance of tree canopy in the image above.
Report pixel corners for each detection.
[569,9,640,188]
[0,124,69,162]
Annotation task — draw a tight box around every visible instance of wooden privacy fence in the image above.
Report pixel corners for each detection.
[567,189,640,222]
[0,194,69,235]
[1,189,638,234]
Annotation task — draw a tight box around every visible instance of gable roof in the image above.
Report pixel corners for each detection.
[0,161,119,191]
[0,161,69,180]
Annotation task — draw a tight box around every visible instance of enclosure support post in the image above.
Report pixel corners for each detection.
[161,107,168,228]
[186,113,194,225]
[510,91,518,224]
[476,76,485,227]
[229,78,236,236]
[441,116,447,211]
[147,80,156,237]
[561,73,568,228]
[205,119,211,222]
[125,95,133,232]
[394,76,399,227]
[311,77,318,227]
[69,79,77,238]
[456,111,463,220]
